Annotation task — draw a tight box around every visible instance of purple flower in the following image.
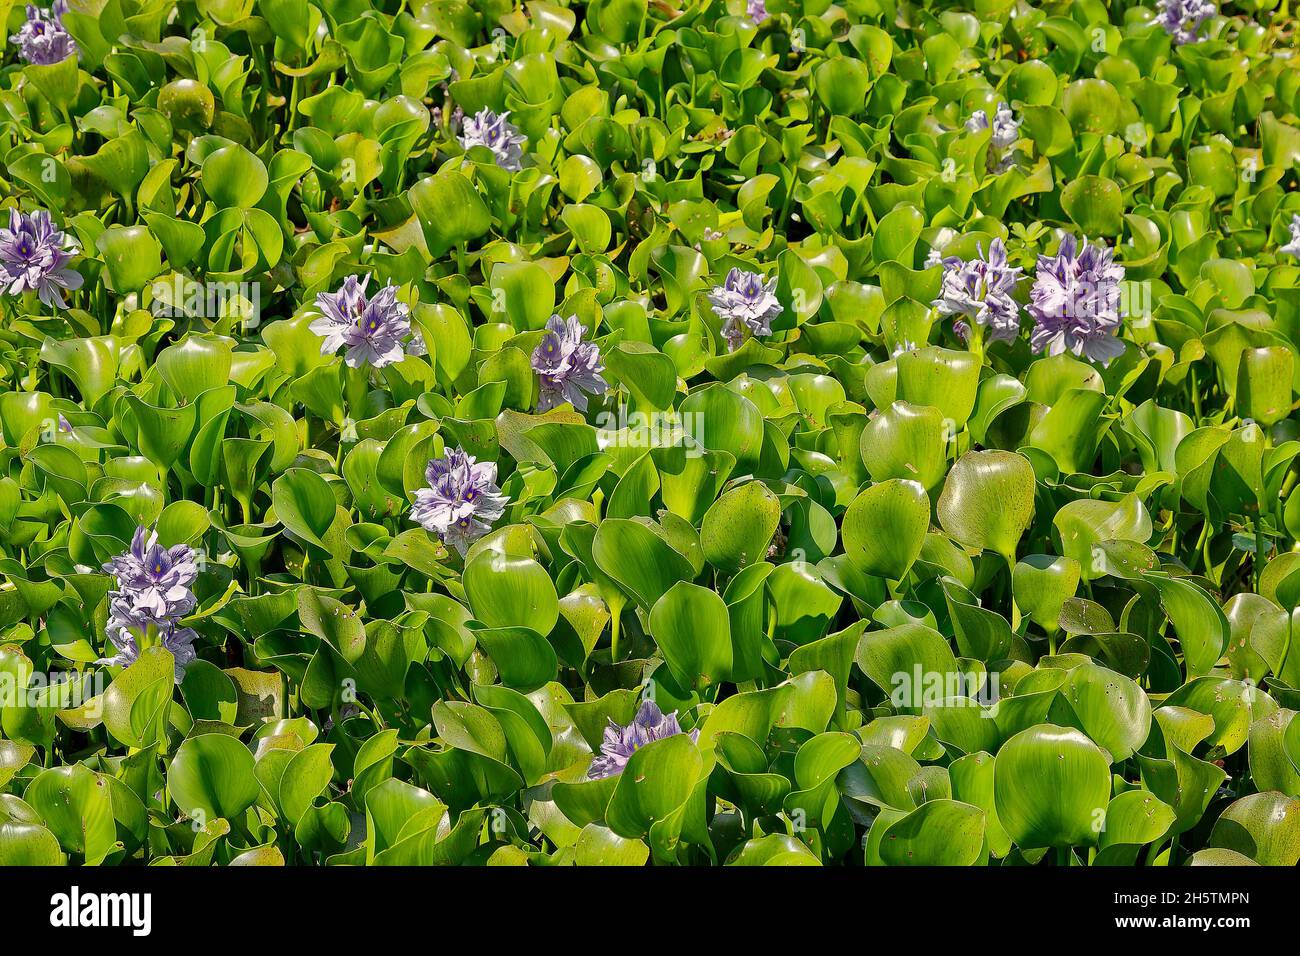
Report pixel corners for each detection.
[458,108,526,172]
[100,526,202,683]
[0,208,83,308]
[966,102,1021,171]
[9,1,76,66]
[587,699,700,780]
[708,268,782,351]
[966,102,1020,150]
[102,526,200,621]
[309,275,413,369]
[100,618,198,683]
[746,0,768,23]
[932,238,1023,345]
[1280,214,1300,258]
[1028,234,1126,365]
[409,446,509,556]
[1155,0,1215,44]
[530,314,608,412]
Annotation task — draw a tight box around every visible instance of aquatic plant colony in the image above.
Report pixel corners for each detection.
[1,0,1299,867]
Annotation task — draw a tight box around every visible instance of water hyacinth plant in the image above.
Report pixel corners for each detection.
[100,527,201,682]
[409,446,509,556]
[966,101,1022,171]
[3,0,1300,878]
[8,0,75,66]
[309,274,413,368]
[531,313,608,411]
[1155,0,1217,45]
[587,699,701,780]
[709,268,783,350]
[0,208,82,307]
[1028,235,1126,364]
[1280,214,1300,258]
[458,108,527,172]
[932,238,1023,348]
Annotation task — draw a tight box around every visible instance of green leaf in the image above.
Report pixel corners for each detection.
[842,479,929,581]
[169,734,261,823]
[463,549,559,635]
[409,169,491,256]
[649,582,732,689]
[202,144,269,208]
[1061,177,1123,236]
[473,627,558,692]
[700,481,780,572]
[994,724,1112,849]
[271,469,337,554]
[878,799,986,865]
[938,450,1036,563]
[1141,572,1230,677]
[592,519,695,611]
[1209,792,1300,866]
[605,734,702,842]
[860,401,949,492]
[102,646,176,749]
[25,765,116,864]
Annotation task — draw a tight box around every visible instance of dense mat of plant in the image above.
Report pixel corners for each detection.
[2,0,1300,867]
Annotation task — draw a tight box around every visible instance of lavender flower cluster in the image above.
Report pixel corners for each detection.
[965,102,1021,172]
[708,268,783,351]
[0,208,83,308]
[410,446,509,556]
[530,314,608,412]
[587,699,700,780]
[934,238,1024,347]
[1155,0,1216,45]
[100,527,201,683]
[9,0,76,66]
[309,274,416,368]
[458,108,527,172]
[1027,235,1126,364]
[932,234,1128,365]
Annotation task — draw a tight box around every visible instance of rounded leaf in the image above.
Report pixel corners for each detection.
[938,451,1036,561]
[994,724,1112,849]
